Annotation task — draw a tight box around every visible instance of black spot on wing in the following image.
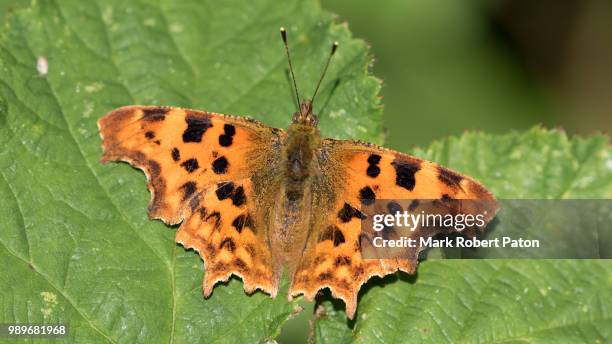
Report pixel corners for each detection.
[234,258,247,270]
[212,156,228,174]
[231,214,253,233]
[219,135,233,147]
[205,211,222,230]
[180,181,197,201]
[180,158,199,173]
[318,226,335,242]
[366,154,381,178]
[318,271,333,282]
[246,215,256,234]
[368,154,381,164]
[142,107,168,121]
[359,186,376,205]
[215,182,245,207]
[232,215,246,233]
[338,203,367,223]
[197,207,208,220]
[333,229,346,246]
[317,225,347,246]
[145,131,155,139]
[171,148,180,162]
[234,214,257,234]
[215,182,235,200]
[334,256,351,267]
[392,159,421,191]
[353,266,365,279]
[408,200,419,211]
[438,166,463,188]
[183,115,212,142]
[387,201,403,214]
[224,124,236,136]
[219,237,236,252]
[231,186,246,207]
[367,165,380,178]
[219,124,236,147]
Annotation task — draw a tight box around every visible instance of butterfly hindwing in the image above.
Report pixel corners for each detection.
[98,106,285,296]
[175,178,281,296]
[289,139,497,318]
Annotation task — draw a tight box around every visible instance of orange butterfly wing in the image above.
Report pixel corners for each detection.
[98,106,285,296]
[289,139,497,318]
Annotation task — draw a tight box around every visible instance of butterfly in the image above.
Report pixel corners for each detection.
[98,27,497,319]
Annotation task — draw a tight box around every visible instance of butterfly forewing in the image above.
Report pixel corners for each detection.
[98,106,286,296]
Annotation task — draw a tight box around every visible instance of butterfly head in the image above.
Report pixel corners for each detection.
[292,100,318,127]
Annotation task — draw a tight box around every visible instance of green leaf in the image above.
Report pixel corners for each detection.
[0,0,28,20]
[0,0,380,343]
[315,129,612,344]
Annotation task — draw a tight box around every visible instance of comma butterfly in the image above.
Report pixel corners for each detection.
[98,27,496,318]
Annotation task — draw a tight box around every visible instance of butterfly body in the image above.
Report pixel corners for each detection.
[274,101,329,274]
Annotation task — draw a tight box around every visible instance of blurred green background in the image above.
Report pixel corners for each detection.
[323,0,612,153]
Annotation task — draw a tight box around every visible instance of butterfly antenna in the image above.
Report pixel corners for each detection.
[280,27,300,110]
[311,41,338,107]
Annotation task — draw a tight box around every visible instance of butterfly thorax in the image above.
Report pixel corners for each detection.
[284,100,320,200]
